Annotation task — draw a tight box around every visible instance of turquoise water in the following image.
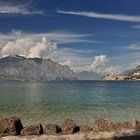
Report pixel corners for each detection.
[0,81,140,125]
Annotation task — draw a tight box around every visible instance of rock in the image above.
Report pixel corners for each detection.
[62,119,79,134]
[21,123,43,135]
[80,125,91,132]
[135,121,140,130]
[114,135,140,140]
[0,117,23,136]
[112,122,134,131]
[45,124,61,135]
[92,119,113,132]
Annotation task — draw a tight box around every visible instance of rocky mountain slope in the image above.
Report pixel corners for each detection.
[0,55,79,81]
[126,65,140,80]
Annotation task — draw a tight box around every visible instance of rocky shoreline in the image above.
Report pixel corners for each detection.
[0,117,140,140]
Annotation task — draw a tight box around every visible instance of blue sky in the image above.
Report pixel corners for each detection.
[0,0,140,74]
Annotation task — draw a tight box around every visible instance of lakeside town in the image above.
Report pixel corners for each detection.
[102,69,140,80]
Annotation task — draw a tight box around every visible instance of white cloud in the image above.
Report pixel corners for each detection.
[1,37,57,58]
[47,47,93,72]
[0,30,95,46]
[1,38,30,57]
[0,3,43,15]
[58,10,140,22]
[0,30,97,71]
[87,55,108,72]
[125,43,140,51]
[44,32,97,44]
[85,55,123,75]
[1,30,138,74]
[28,37,57,58]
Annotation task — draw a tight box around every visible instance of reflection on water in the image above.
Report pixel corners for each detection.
[0,81,140,125]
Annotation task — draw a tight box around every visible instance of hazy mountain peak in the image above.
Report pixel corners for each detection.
[0,56,79,81]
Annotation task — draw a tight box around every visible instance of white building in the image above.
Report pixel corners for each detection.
[133,71,140,76]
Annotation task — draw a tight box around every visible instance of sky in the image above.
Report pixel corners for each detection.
[0,0,140,74]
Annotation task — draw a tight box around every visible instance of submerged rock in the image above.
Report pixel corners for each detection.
[21,123,43,135]
[62,119,79,134]
[92,119,113,132]
[45,124,61,135]
[0,117,23,136]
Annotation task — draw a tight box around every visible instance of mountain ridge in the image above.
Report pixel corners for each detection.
[0,55,79,81]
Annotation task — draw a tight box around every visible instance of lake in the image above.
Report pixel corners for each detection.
[0,81,139,126]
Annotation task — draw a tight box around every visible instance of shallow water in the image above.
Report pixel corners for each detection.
[0,81,140,125]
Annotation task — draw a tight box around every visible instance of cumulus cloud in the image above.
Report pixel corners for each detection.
[28,37,57,58]
[0,30,128,74]
[1,37,57,58]
[0,30,98,71]
[85,55,123,75]
[87,55,108,72]
[58,10,140,22]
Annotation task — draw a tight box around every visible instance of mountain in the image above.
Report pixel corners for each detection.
[0,55,79,81]
[121,69,134,76]
[77,71,102,80]
[120,65,140,80]
[127,65,140,78]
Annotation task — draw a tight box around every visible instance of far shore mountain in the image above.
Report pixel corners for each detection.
[1,55,140,81]
[103,65,140,80]
[77,71,101,80]
[0,55,79,81]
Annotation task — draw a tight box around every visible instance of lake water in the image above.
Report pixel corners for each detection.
[0,81,140,126]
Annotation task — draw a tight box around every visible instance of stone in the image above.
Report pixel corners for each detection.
[135,121,140,130]
[112,122,134,131]
[92,119,113,132]
[80,125,91,132]
[45,124,61,135]
[62,119,79,134]
[0,117,23,136]
[21,123,43,135]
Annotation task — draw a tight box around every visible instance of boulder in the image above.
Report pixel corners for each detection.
[92,119,113,132]
[112,122,134,131]
[21,123,43,135]
[80,125,91,132]
[135,121,140,130]
[62,119,79,134]
[45,124,61,135]
[0,117,23,136]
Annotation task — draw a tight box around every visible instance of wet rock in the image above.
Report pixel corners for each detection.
[135,121,140,130]
[45,124,61,135]
[92,119,113,132]
[21,123,43,135]
[80,125,91,132]
[0,117,23,136]
[62,119,79,134]
[112,122,134,131]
